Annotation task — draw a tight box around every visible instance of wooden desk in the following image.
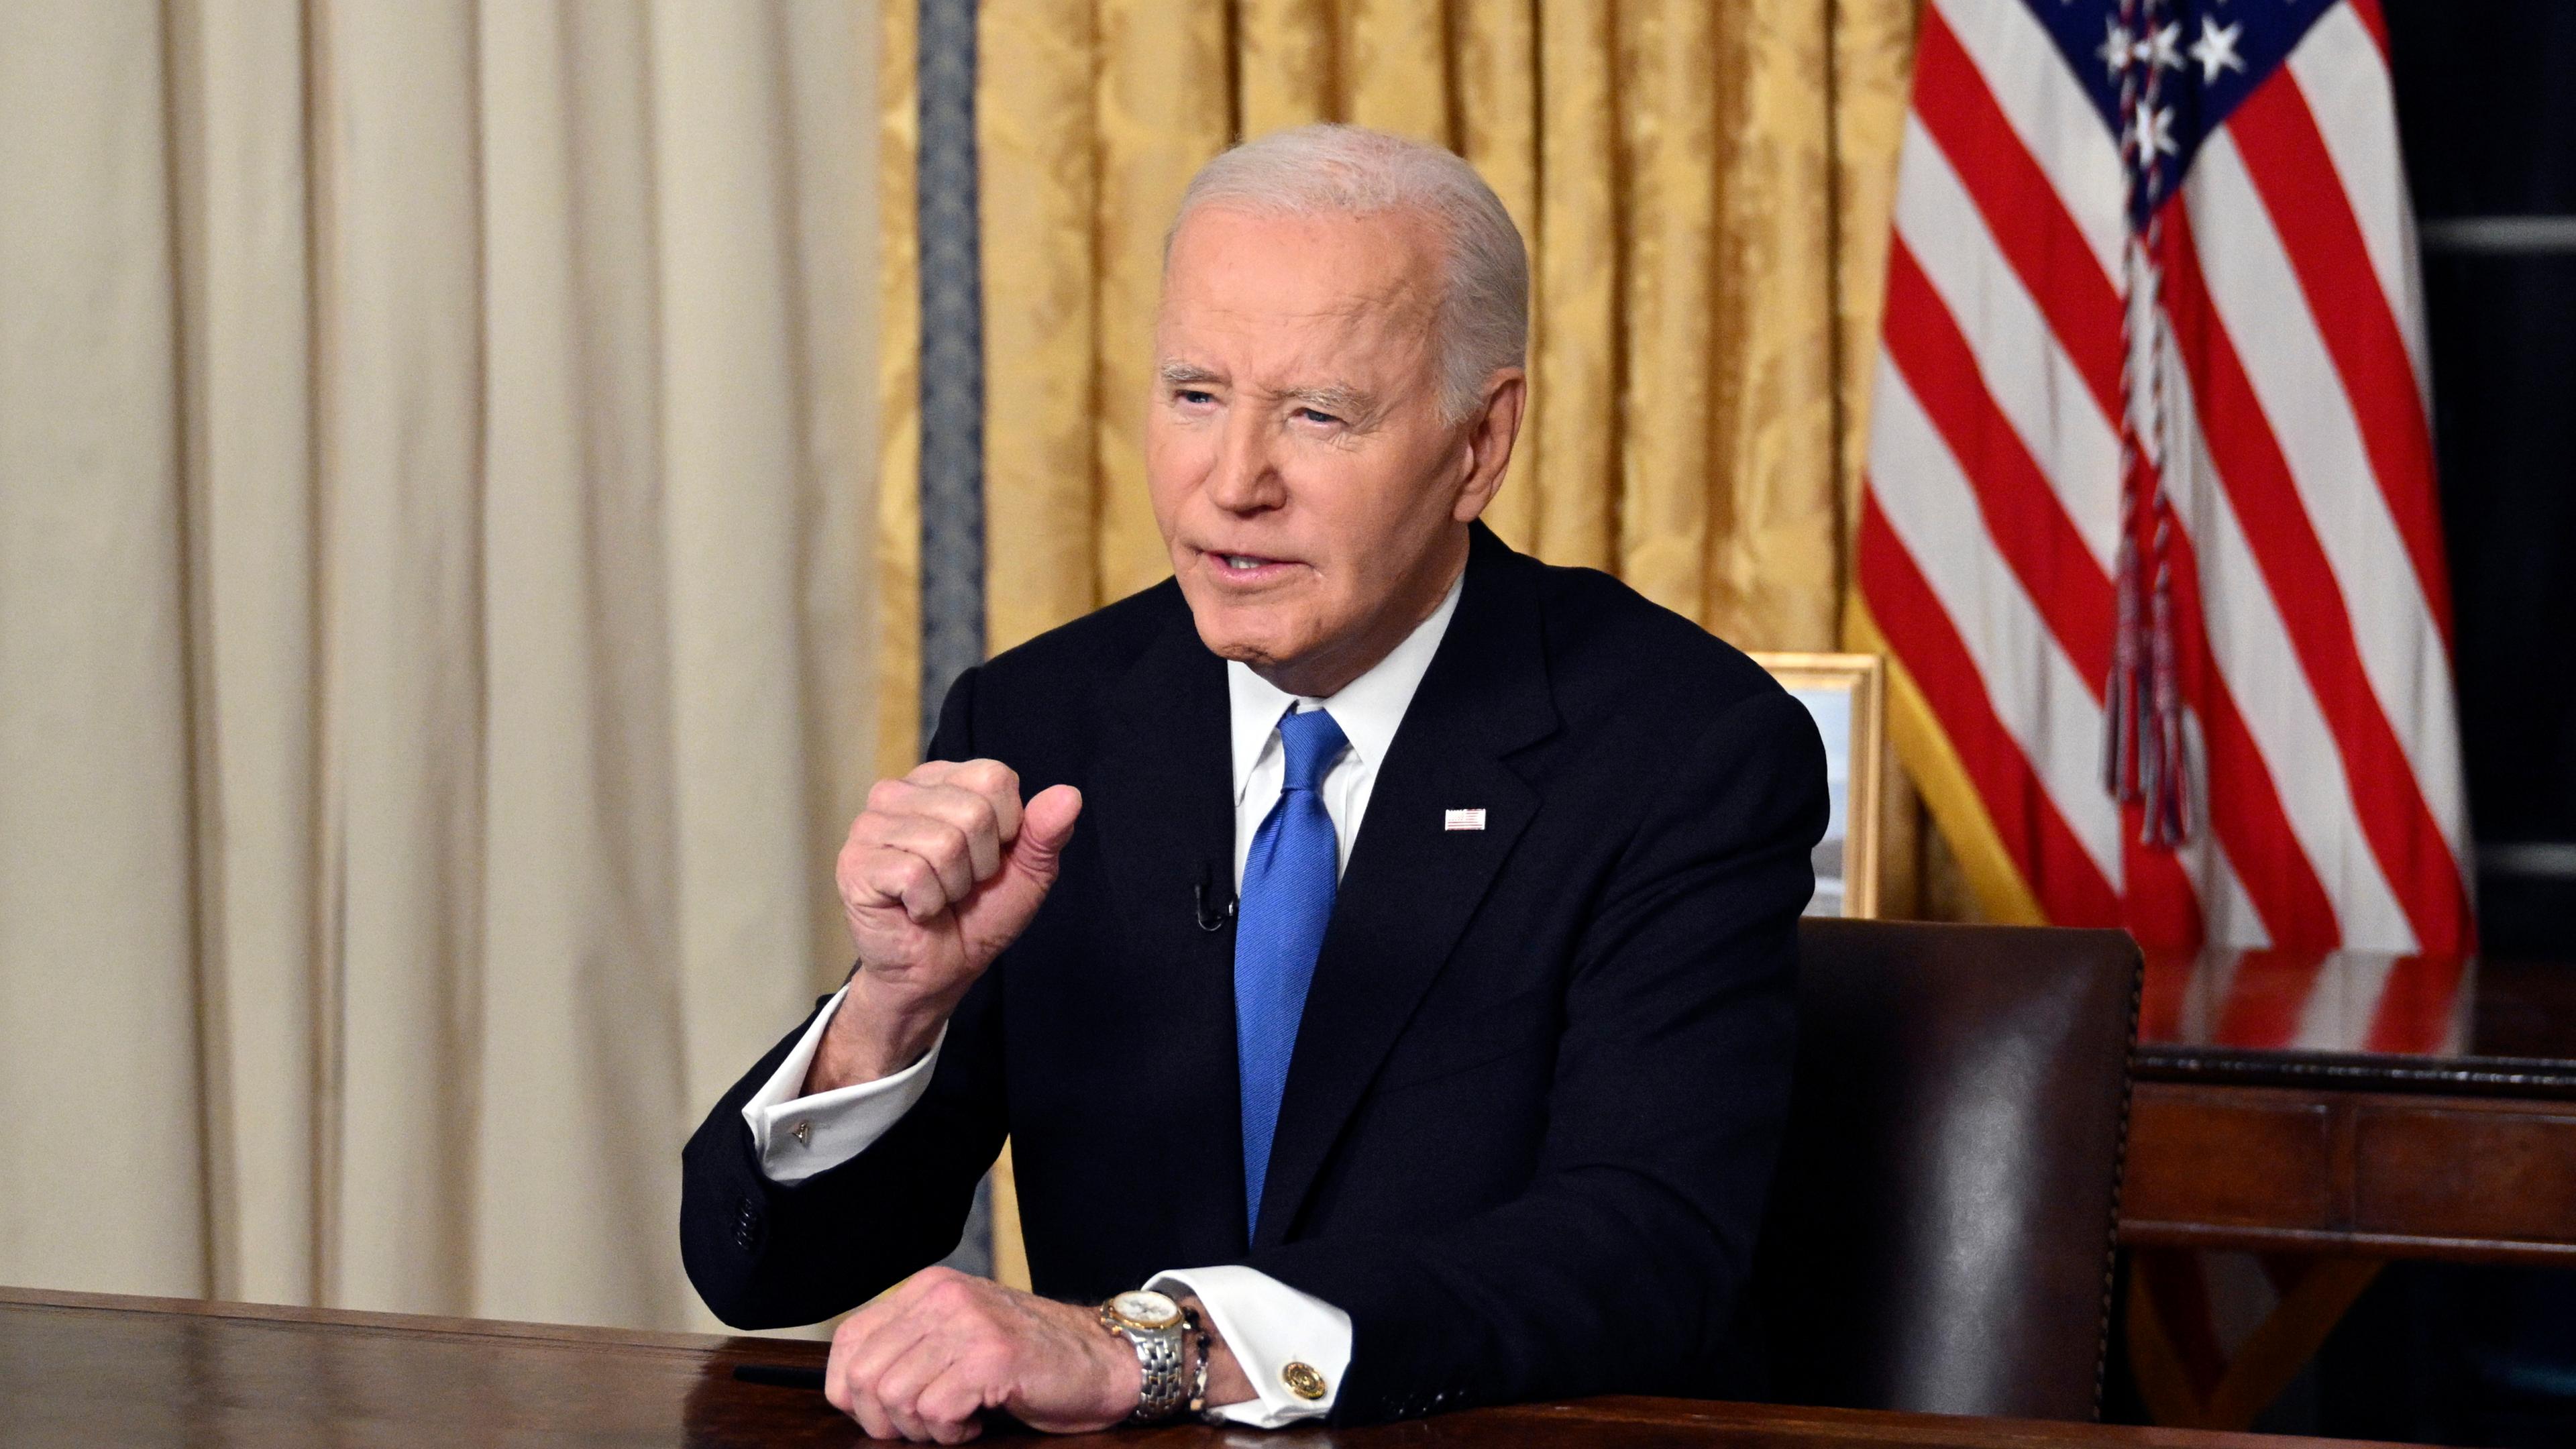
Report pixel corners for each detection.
[2115,949,2576,1428]
[2125,951,2576,1265]
[0,1287,2414,1448]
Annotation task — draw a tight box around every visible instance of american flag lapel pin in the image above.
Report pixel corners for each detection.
[1444,808,1487,831]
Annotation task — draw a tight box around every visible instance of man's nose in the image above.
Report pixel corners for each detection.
[1205,413,1285,514]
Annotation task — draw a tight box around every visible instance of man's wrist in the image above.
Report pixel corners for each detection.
[802,976,954,1093]
[1097,1310,1146,1420]
[1169,1295,1256,1410]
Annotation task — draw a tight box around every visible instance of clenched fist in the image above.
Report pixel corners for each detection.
[808,760,1082,1093]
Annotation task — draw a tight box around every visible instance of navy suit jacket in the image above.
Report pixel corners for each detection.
[681,523,1827,1424]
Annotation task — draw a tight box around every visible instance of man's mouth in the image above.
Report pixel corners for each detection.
[1202,550,1301,585]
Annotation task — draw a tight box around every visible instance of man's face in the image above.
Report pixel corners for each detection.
[1147,205,1510,694]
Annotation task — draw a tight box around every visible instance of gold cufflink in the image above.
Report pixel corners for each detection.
[792,1120,811,1146]
[1281,1361,1328,1400]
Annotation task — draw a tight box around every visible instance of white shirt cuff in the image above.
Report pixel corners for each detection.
[739,985,945,1185]
[1147,1264,1352,1427]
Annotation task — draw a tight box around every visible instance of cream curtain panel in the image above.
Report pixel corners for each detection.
[0,1,877,1334]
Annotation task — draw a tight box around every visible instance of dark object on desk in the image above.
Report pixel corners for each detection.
[1752,918,2142,1422]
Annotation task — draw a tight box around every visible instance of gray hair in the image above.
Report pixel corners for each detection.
[1167,123,1529,424]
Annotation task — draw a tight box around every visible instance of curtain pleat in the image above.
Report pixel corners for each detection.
[1237,0,1337,135]
[476,0,681,1331]
[0,0,879,1336]
[877,1,924,779]
[168,0,322,1307]
[1616,1,1725,624]
[309,0,490,1317]
[0,0,207,1301]
[1343,0,1452,142]
[1525,0,1619,570]
[979,0,1102,654]
[1703,0,1843,653]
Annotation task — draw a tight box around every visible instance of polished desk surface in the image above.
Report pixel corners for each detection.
[2123,949,2576,1263]
[2134,949,2576,1097]
[0,1288,2428,1448]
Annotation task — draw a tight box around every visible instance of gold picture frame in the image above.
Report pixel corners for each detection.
[1751,651,1886,920]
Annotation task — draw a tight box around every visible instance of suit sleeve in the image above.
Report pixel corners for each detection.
[1242,686,1827,1423]
[678,667,1011,1329]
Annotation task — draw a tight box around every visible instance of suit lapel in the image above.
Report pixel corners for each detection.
[1084,596,1249,1249]
[1252,527,1560,1247]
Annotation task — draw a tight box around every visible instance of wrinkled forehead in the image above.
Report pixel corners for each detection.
[1163,208,1441,327]
[1155,206,1444,381]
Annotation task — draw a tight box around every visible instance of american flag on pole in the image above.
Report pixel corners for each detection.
[1853,0,2475,959]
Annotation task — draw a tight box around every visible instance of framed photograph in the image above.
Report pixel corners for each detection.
[1752,652,1886,919]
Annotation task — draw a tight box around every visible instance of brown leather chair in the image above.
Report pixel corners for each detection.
[1746,917,2142,1421]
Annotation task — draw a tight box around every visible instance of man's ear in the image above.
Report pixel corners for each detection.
[1451,369,1527,523]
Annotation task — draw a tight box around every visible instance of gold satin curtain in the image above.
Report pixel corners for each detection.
[874,0,1919,771]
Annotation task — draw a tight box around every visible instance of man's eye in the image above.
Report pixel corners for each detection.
[1175,388,1217,406]
[1295,407,1341,426]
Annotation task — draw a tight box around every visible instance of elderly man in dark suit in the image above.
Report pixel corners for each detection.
[680,123,1826,1442]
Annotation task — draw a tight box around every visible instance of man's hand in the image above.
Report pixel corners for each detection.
[824,1268,1138,1442]
[810,761,1083,1092]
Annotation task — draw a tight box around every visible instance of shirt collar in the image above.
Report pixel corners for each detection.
[1225,566,1466,804]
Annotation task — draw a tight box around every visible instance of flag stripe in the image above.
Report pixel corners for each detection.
[1911,3,2125,415]
[1861,0,2472,965]
[1870,364,2127,897]
[2224,71,2453,642]
[2190,826,2275,953]
[2121,824,2210,953]
[2187,129,2470,868]
[1860,494,2125,924]
[1883,238,2116,682]
[2157,519,2347,948]
[1891,109,2339,950]
[1885,232,2218,943]
[2163,207,2467,953]
[1893,115,2121,570]
[1928,0,2127,283]
[2285,6,2430,388]
[2160,340,2422,952]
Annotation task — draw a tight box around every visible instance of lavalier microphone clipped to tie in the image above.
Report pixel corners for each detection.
[1193,879,1238,932]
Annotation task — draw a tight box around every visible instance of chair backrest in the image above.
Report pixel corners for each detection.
[1748,917,2141,1421]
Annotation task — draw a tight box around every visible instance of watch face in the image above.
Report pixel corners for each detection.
[1110,1289,1181,1330]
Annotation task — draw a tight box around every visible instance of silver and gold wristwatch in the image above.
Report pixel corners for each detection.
[1097,1289,1199,1421]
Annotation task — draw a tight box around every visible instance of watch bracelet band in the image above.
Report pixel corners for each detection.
[1102,1301,1195,1421]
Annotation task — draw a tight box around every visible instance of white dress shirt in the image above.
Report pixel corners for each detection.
[741,568,1464,1426]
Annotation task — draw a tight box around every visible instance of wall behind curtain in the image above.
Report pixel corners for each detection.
[874,0,1918,745]
[0,0,877,1334]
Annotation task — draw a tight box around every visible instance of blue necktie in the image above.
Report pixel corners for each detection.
[1234,706,1348,1236]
